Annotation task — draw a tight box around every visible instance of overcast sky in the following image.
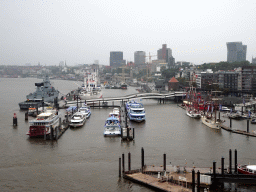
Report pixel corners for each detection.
[1,0,256,66]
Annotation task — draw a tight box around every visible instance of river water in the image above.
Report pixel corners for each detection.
[0,78,255,192]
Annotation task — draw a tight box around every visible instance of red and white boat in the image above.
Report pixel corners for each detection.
[26,110,60,137]
[238,164,256,175]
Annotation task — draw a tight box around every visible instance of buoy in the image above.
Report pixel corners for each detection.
[13,113,18,126]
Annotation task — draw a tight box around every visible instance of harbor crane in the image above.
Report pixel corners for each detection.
[144,52,157,79]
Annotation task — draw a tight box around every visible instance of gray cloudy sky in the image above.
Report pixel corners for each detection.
[1,0,256,66]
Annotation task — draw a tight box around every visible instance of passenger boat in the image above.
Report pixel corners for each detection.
[69,112,86,128]
[26,110,60,137]
[251,118,256,124]
[128,102,146,122]
[103,116,121,136]
[109,108,120,118]
[78,105,91,119]
[238,165,256,175]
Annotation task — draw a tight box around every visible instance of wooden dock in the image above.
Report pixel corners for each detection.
[221,124,256,137]
[124,171,191,192]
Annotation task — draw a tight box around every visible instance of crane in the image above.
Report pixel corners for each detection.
[144,52,157,79]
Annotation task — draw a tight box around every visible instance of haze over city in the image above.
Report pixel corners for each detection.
[1,0,256,66]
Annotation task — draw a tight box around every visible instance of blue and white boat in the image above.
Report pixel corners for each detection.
[78,105,91,119]
[103,116,121,137]
[128,102,146,122]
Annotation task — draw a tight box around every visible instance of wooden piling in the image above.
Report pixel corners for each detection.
[247,119,249,133]
[128,152,131,171]
[192,169,195,192]
[229,149,232,174]
[235,149,237,174]
[221,157,224,176]
[119,157,121,177]
[122,153,125,173]
[133,128,135,139]
[197,171,200,192]
[230,118,232,129]
[163,153,166,171]
[141,147,144,172]
[25,111,28,121]
[213,161,216,182]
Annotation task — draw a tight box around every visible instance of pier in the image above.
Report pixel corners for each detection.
[119,148,256,191]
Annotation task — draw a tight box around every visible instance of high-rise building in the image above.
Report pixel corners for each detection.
[110,51,126,67]
[134,51,146,65]
[226,42,247,63]
[157,44,175,68]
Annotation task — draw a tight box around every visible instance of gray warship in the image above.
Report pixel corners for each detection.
[19,75,59,110]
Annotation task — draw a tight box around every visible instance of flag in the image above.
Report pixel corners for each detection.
[219,104,222,111]
[211,105,214,113]
[230,108,232,114]
[207,105,210,112]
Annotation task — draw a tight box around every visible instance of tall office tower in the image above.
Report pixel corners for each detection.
[134,51,146,65]
[110,51,126,67]
[227,42,247,63]
[157,44,174,68]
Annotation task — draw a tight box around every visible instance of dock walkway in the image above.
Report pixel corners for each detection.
[124,172,191,192]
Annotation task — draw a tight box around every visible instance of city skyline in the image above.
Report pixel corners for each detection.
[1,0,256,66]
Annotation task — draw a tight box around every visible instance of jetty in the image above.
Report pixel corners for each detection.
[119,148,256,192]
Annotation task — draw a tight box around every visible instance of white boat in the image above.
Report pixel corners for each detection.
[201,116,222,130]
[186,109,201,119]
[109,108,120,118]
[128,102,146,122]
[69,112,86,128]
[220,106,230,112]
[103,116,121,136]
[103,124,121,137]
[26,111,60,137]
[238,164,256,175]
[78,106,91,119]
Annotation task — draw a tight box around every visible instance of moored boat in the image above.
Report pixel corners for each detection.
[238,164,256,175]
[26,110,60,137]
[186,108,201,119]
[201,115,222,129]
[69,112,86,128]
[78,105,91,119]
[128,102,146,122]
[19,75,59,110]
[103,116,121,136]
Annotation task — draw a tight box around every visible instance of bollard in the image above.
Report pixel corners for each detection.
[119,157,121,177]
[122,153,125,173]
[221,157,225,176]
[235,149,237,174]
[197,171,200,192]
[141,147,144,172]
[25,111,28,121]
[128,152,131,171]
[213,161,216,182]
[230,118,232,129]
[13,113,18,126]
[163,153,166,171]
[192,169,195,192]
[229,149,232,174]
[127,128,130,139]
[247,119,249,133]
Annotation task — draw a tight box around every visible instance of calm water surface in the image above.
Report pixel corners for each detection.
[0,78,255,191]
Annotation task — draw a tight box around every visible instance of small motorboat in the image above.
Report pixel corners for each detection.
[238,164,256,175]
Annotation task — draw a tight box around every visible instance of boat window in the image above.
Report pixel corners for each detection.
[249,169,253,173]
